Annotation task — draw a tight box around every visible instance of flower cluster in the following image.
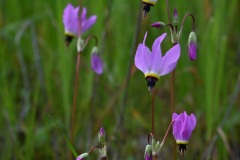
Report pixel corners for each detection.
[151,9,198,61]
[62,3,103,75]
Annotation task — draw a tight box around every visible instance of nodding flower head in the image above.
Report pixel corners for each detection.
[76,153,89,160]
[151,22,166,29]
[144,144,152,160]
[63,3,97,45]
[91,47,103,75]
[134,32,180,91]
[172,111,197,156]
[188,31,197,61]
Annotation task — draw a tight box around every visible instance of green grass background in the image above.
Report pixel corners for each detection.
[0,0,240,159]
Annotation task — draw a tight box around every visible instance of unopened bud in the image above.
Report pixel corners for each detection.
[98,127,106,145]
[188,31,197,61]
[173,8,179,26]
[76,153,89,160]
[151,22,166,29]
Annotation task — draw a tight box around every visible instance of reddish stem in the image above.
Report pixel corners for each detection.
[161,120,175,145]
[171,68,176,160]
[148,133,154,144]
[170,69,175,114]
[181,13,195,31]
[151,87,156,136]
[88,145,101,154]
[70,52,81,143]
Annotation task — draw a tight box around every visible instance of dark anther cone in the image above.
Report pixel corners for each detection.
[179,144,187,157]
[65,35,74,47]
[146,76,158,92]
[143,3,151,17]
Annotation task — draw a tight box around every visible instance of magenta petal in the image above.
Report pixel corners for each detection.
[134,32,151,74]
[91,54,103,74]
[159,44,180,76]
[150,33,167,72]
[188,41,197,60]
[81,7,87,21]
[63,3,79,36]
[145,153,152,160]
[172,111,197,143]
[135,44,151,74]
[82,15,97,33]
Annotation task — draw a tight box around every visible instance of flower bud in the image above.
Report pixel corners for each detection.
[144,145,152,160]
[151,22,166,29]
[98,127,106,145]
[188,31,197,61]
[91,47,103,74]
[173,8,179,26]
[76,153,89,160]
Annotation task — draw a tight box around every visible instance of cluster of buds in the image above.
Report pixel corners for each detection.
[143,112,196,159]
[151,8,197,61]
[76,127,107,160]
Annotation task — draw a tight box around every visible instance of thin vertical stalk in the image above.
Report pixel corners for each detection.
[171,56,176,160]
[70,1,82,159]
[151,87,156,136]
[70,52,81,143]
[170,69,175,114]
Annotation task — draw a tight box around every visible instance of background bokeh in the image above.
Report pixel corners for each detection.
[0,0,239,159]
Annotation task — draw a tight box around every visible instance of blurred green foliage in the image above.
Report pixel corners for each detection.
[0,0,239,159]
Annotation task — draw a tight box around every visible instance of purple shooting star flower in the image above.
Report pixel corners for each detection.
[134,32,180,91]
[172,111,197,156]
[63,3,97,45]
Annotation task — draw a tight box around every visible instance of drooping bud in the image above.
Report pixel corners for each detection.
[98,127,106,145]
[188,31,197,61]
[173,8,179,26]
[151,22,166,29]
[91,47,103,74]
[144,145,152,160]
[76,153,89,160]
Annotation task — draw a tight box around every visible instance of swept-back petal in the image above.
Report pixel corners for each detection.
[81,7,87,21]
[159,44,180,76]
[135,32,152,74]
[150,33,167,73]
[82,16,97,33]
[134,43,151,74]
[91,54,103,74]
[63,3,79,36]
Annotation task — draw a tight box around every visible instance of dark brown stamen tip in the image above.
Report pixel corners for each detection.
[146,76,158,92]
[143,3,151,17]
[65,35,74,47]
[179,144,187,157]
